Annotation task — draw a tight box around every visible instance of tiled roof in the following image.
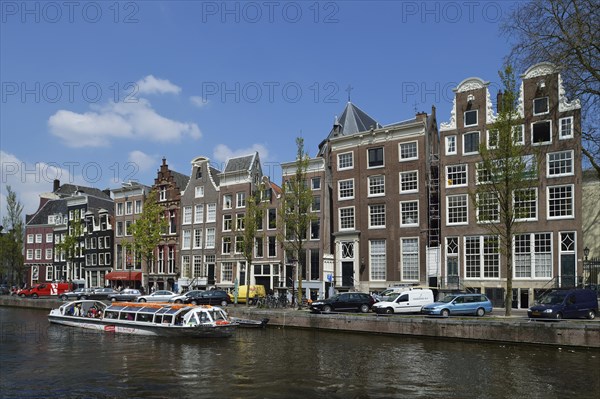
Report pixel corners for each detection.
[224,154,256,173]
[170,170,190,191]
[55,184,111,200]
[26,199,67,225]
[334,102,381,136]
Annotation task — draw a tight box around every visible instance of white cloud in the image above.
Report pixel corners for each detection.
[128,150,156,173]
[213,144,270,164]
[136,75,181,95]
[48,98,201,148]
[190,95,209,108]
[0,150,87,220]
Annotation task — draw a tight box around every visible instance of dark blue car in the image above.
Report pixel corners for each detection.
[528,289,598,320]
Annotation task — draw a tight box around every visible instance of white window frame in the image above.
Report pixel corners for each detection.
[205,227,215,249]
[446,194,468,226]
[512,124,525,145]
[559,116,573,139]
[399,170,418,194]
[223,194,233,210]
[463,131,480,155]
[182,230,191,250]
[368,204,386,229]
[116,202,124,216]
[135,200,142,214]
[182,206,192,224]
[514,188,538,222]
[445,135,457,155]
[236,192,246,208]
[195,186,204,198]
[547,184,574,219]
[476,192,499,223]
[194,204,204,224]
[369,239,387,281]
[533,97,549,116]
[311,177,321,190]
[367,147,384,169]
[399,141,418,161]
[400,200,419,227]
[368,175,385,197]
[446,164,468,188]
[486,129,498,149]
[464,109,478,127]
[339,207,355,230]
[514,232,553,279]
[401,237,419,281]
[223,214,232,232]
[531,120,552,145]
[337,152,354,170]
[338,179,355,200]
[125,201,133,215]
[206,203,216,223]
[193,229,203,249]
[46,233,53,243]
[547,150,573,177]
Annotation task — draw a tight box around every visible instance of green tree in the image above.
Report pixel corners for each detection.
[0,186,24,285]
[471,65,539,316]
[279,138,316,308]
[55,214,84,283]
[124,190,167,290]
[502,0,599,176]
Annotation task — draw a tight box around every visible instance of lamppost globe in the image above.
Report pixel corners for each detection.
[583,246,590,260]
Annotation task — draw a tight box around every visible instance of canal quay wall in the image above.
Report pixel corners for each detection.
[2,296,598,349]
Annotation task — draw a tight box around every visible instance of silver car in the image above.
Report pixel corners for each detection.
[137,290,178,303]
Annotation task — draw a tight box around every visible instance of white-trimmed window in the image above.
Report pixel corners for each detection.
[221,262,233,282]
[465,235,499,279]
[46,233,53,243]
[338,152,353,170]
[446,135,457,155]
[268,209,277,229]
[182,230,191,249]
[400,201,419,227]
[476,162,492,184]
[446,164,467,187]
[193,229,202,249]
[514,188,537,221]
[223,194,233,210]
[45,248,53,260]
[311,177,321,190]
[135,200,142,214]
[447,195,468,225]
[255,237,264,258]
[368,204,386,228]
[182,206,192,224]
[487,129,498,149]
[116,222,123,237]
[399,171,418,193]
[194,205,204,224]
[159,186,167,201]
[35,234,42,243]
[547,150,573,177]
[399,141,418,161]
[339,207,355,230]
[476,192,499,223]
[205,228,215,249]
[532,120,552,144]
[368,175,385,197]
[206,203,216,222]
[222,236,232,254]
[125,221,132,236]
[464,109,478,127]
[181,255,191,278]
[463,131,480,154]
[367,147,384,168]
[26,249,33,260]
[338,179,354,200]
[512,125,524,145]
[27,234,34,244]
[268,236,277,257]
[559,116,573,139]
[401,238,419,281]
[223,214,232,232]
[236,192,246,208]
[35,249,42,260]
[125,201,133,215]
[533,97,549,115]
[369,239,386,281]
[195,186,204,198]
[116,203,124,216]
[312,196,321,212]
[236,213,245,230]
[514,233,552,278]
[548,185,574,219]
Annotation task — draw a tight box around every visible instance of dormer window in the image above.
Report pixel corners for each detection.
[533,97,549,115]
[464,110,478,127]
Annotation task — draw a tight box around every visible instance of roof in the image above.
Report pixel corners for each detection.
[55,184,111,200]
[224,153,257,173]
[333,101,381,137]
[26,199,68,225]
[170,170,190,191]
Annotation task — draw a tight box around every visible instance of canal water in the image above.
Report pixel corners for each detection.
[1,307,598,399]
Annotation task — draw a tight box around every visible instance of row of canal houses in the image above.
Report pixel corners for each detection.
[24,63,586,307]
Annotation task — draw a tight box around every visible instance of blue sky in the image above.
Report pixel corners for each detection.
[1,1,519,218]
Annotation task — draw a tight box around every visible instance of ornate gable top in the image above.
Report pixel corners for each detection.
[521,62,558,79]
[454,77,489,93]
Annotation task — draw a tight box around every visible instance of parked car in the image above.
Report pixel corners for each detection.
[371,288,434,314]
[137,290,178,302]
[107,288,142,302]
[528,289,598,320]
[60,287,95,301]
[84,287,120,300]
[228,285,266,304]
[170,290,204,304]
[182,290,232,306]
[421,293,493,317]
[21,282,74,298]
[310,292,375,313]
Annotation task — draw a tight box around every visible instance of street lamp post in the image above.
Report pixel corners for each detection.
[584,246,589,261]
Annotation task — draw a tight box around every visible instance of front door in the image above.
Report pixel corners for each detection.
[561,254,576,288]
[341,261,354,287]
[207,264,215,285]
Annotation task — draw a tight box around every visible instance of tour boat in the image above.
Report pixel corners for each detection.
[48,300,237,338]
[230,316,270,328]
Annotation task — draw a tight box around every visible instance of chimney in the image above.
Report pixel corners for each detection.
[415,111,427,122]
[497,90,503,113]
[53,179,60,192]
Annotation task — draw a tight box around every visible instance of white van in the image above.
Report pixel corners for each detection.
[371,288,434,314]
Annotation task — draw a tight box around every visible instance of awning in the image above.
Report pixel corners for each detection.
[105,271,142,281]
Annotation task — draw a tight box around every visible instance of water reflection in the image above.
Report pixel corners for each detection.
[1,307,598,398]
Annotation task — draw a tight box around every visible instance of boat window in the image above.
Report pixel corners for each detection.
[154,315,163,324]
[162,315,173,324]
[136,313,153,322]
[104,311,118,319]
[120,312,135,320]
